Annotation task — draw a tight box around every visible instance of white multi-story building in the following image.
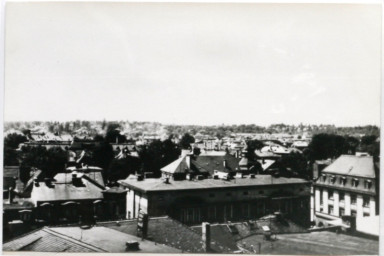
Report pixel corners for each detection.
[313,155,379,227]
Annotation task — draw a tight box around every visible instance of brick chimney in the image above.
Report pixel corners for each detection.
[202,222,211,252]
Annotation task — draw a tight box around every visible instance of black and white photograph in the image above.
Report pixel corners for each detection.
[1,1,382,254]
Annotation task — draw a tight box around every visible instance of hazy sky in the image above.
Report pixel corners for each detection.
[4,3,381,126]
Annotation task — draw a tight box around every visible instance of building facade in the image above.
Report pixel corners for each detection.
[119,174,311,227]
[313,155,379,227]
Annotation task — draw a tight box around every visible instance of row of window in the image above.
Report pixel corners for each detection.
[319,189,370,207]
[321,175,373,189]
[209,190,265,198]
[327,206,370,217]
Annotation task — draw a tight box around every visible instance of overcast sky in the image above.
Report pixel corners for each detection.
[4,3,381,126]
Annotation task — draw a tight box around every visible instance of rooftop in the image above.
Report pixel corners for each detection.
[3,226,180,253]
[161,152,242,175]
[191,214,308,251]
[31,172,105,203]
[119,175,309,192]
[99,216,233,253]
[322,155,376,178]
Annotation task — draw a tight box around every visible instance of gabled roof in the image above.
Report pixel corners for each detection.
[257,159,277,171]
[161,152,241,175]
[161,156,189,174]
[322,155,376,178]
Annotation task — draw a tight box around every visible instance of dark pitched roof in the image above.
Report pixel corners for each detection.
[98,216,233,253]
[191,153,240,175]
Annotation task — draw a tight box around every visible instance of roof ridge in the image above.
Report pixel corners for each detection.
[43,227,107,252]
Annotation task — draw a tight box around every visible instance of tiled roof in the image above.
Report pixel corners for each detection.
[48,226,180,253]
[4,226,180,253]
[119,175,309,192]
[98,216,233,253]
[322,155,376,178]
[3,228,100,252]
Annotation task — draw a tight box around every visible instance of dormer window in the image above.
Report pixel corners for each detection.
[364,180,372,189]
[352,178,359,188]
[340,177,347,186]
[322,174,327,182]
[330,176,336,184]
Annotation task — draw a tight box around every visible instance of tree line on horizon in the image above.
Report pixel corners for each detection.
[4,120,380,139]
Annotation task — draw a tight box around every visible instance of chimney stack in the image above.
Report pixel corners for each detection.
[186,154,191,169]
[8,188,13,205]
[202,222,211,252]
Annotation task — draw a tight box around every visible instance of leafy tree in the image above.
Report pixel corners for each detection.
[307,133,352,161]
[20,146,67,178]
[4,133,27,149]
[276,152,309,179]
[359,135,380,157]
[4,148,19,166]
[179,133,195,149]
[137,139,180,177]
[246,140,264,160]
[105,123,127,143]
[108,155,141,182]
[92,141,114,179]
[19,164,31,184]
[93,134,104,142]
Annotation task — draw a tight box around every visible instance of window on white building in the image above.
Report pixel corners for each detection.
[363,196,370,207]
[351,194,357,205]
[352,178,359,187]
[329,206,334,215]
[339,192,345,202]
[322,174,327,182]
[364,180,372,190]
[328,190,334,200]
